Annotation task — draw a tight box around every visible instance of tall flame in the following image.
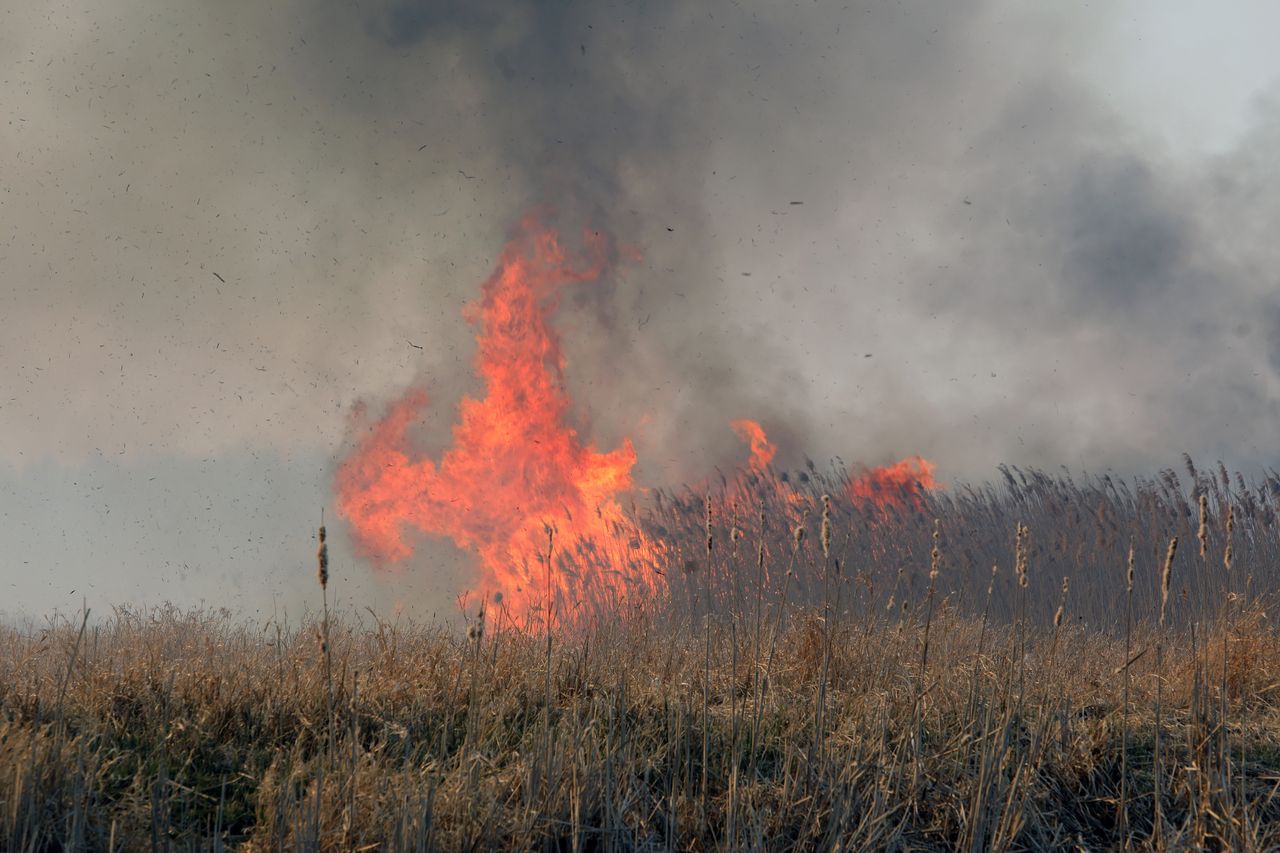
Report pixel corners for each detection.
[336,216,658,622]
[730,419,777,471]
[336,215,939,625]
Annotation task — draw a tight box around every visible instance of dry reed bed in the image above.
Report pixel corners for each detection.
[5,460,1280,849]
[648,460,1280,628]
[4,599,1280,851]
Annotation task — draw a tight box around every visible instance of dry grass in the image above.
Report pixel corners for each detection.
[5,459,1280,850]
[3,598,1280,851]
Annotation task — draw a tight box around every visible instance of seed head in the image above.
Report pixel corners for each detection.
[820,494,832,559]
[1053,576,1069,629]
[1198,493,1209,559]
[705,495,714,556]
[929,520,941,582]
[1126,539,1135,594]
[1015,522,1029,588]
[1224,503,1235,572]
[1160,537,1177,628]
[316,525,329,590]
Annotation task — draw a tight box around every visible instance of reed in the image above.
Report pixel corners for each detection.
[7,458,1280,849]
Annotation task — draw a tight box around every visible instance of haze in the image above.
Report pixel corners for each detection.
[3,1,1279,621]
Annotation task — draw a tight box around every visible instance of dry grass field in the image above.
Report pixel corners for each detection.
[5,462,1280,850]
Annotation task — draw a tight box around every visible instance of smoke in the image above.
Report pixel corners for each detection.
[4,1,1280,617]
[297,1,1280,478]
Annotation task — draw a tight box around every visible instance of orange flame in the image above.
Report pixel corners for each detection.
[730,419,777,471]
[847,455,938,509]
[336,215,938,625]
[336,216,659,623]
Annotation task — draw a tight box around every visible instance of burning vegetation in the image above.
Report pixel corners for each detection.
[12,225,1280,850]
[336,217,937,625]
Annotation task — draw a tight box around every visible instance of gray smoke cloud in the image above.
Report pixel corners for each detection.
[4,0,1280,617]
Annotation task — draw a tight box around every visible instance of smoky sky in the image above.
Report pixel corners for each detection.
[4,0,1280,617]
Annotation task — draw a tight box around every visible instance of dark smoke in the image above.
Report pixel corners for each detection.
[302,1,1280,479]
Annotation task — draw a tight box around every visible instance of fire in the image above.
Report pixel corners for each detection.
[847,455,937,509]
[336,215,660,624]
[335,214,939,625]
[730,419,777,471]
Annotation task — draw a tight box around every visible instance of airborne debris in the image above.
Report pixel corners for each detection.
[212,272,225,283]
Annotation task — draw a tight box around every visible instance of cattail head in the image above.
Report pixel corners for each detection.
[1224,503,1235,572]
[1160,536,1177,627]
[1126,539,1135,594]
[793,525,806,544]
[705,494,713,556]
[1198,494,1209,559]
[1053,576,1069,628]
[316,525,329,590]
[1015,522,1029,588]
[820,494,832,559]
[929,519,941,582]
[987,563,998,596]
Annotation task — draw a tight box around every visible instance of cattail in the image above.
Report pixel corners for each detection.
[1198,494,1209,560]
[929,520,941,581]
[1126,539,1135,594]
[731,527,743,544]
[820,495,832,559]
[1053,576,1070,628]
[987,563,998,596]
[316,525,329,590]
[1160,537,1178,627]
[1224,503,1235,572]
[1015,522,1029,588]
[794,525,805,544]
[705,494,714,556]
